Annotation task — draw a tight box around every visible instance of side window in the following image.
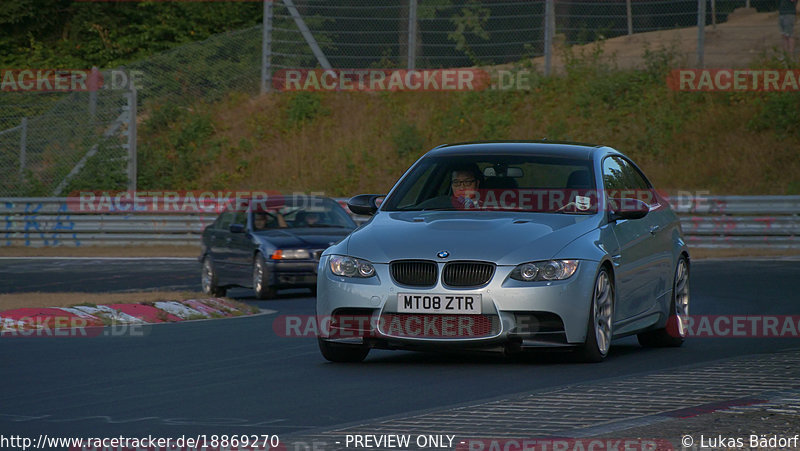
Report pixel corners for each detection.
[215,212,234,230]
[232,211,247,226]
[603,156,656,206]
[614,157,650,191]
[602,157,628,192]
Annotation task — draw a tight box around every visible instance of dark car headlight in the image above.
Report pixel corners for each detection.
[272,249,311,260]
[510,260,579,281]
[329,255,376,278]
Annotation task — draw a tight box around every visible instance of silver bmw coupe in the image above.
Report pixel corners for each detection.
[316,142,690,362]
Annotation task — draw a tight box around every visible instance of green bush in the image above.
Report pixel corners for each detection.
[285,92,329,128]
[391,122,426,158]
[748,93,800,139]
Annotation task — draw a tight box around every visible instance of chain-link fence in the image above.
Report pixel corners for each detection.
[0,0,791,197]
[265,0,784,80]
[0,72,134,197]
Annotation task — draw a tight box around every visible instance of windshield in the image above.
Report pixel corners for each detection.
[251,198,355,230]
[381,154,598,214]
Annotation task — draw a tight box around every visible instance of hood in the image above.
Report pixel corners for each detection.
[345,211,600,265]
[255,228,351,249]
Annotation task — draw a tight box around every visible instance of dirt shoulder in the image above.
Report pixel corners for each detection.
[0,245,201,258]
[530,7,785,72]
[688,248,800,260]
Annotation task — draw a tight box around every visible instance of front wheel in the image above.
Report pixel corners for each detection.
[638,256,689,347]
[201,257,226,297]
[253,253,277,300]
[318,338,369,363]
[576,267,614,363]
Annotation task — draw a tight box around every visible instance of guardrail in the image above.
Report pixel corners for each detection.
[2,196,799,249]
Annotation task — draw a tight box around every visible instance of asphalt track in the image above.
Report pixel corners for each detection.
[1,258,799,445]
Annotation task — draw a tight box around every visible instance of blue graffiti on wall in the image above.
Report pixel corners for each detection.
[3,201,80,247]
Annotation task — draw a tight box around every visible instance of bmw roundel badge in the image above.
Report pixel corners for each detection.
[437,251,450,259]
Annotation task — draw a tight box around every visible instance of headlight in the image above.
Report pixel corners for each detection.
[510,260,579,281]
[271,249,311,260]
[329,255,376,278]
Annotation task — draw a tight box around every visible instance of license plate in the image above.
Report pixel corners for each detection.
[397,293,482,314]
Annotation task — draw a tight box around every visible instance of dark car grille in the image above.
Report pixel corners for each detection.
[442,262,495,287]
[390,260,437,287]
[379,313,499,338]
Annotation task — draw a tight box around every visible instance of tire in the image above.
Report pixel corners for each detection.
[318,338,369,363]
[638,256,690,348]
[253,253,277,300]
[201,257,226,297]
[576,267,614,363]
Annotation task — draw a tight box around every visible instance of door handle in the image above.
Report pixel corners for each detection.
[649,225,660,235]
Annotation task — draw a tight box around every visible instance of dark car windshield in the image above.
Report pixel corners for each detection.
[381,154,598,214]
[251,198,356,230]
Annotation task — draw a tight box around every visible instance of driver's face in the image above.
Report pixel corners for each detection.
[451,170,478,198]
[305,213,320,224]
[254,214,268,229]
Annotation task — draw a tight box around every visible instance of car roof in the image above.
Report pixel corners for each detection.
[428,141,604,160]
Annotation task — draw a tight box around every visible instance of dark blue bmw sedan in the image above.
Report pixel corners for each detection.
[200,195,356,299]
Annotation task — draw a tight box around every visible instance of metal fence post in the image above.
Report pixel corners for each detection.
[127,87,137,192]
[697,0,706,68]
[544,0,555,76]
[711,0,716,30]
[261,0,273,94]
[89,66,99,121]
[283,0,332,70]
[626,0,633,35]
[19,117,28,178]
[408,0,418,70]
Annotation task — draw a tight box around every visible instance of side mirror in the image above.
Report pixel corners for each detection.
[608,198,649,221]
[347,194,383,216]
[229,224,246,233]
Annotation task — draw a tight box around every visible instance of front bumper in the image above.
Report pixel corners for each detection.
[270,260,319,287]
[316,258,599,349]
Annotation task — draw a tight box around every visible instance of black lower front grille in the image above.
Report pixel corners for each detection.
[390,260,437,287]
[379,313,500,338]
[443,261,495,287]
